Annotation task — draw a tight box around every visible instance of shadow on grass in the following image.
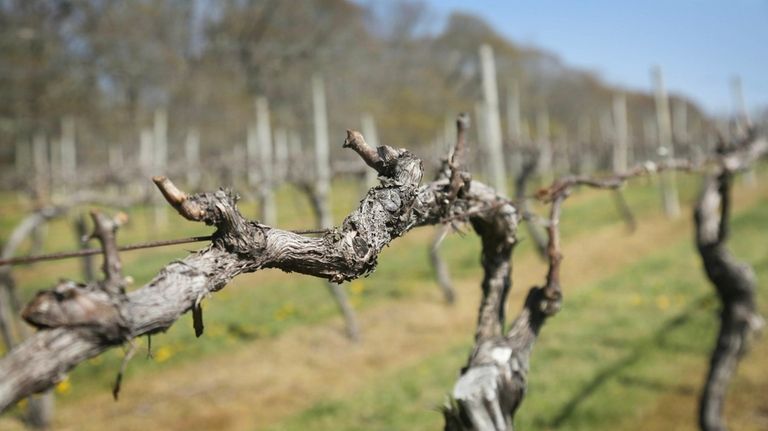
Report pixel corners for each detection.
[546,295,711,428]
[616,375,696,396]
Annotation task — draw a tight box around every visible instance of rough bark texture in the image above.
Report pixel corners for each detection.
[694,157,763,431]
[0,130,512,412]
[443,188,563,431]
[298,170,361,341]
[442,133,766,431]
[1,196,124,429]
[0,124,764,431]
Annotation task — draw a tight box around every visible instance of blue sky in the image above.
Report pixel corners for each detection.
[423,0,767,116]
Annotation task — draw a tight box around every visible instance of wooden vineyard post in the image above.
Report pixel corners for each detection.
[506,80,523,178]
[256,97,276,225]
[184,128,201,189]
[153,109,169,226]
[479,44,508,196]
[536,108,553,183]
[612,92,629,173]
[651,66,681,218]
[313,75,360,341]
[731,76,756,186]
[361,114,379,190]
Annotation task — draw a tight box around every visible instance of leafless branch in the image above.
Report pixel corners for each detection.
[514,149,548,259]
[447,113,471,200]
[444,132,766,430]
[0,130,505,411]
[1,123,765,431]
[695,135,766,431]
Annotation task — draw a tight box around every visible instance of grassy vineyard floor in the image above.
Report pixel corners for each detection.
[0,171,765,430]
[267,185,768,431]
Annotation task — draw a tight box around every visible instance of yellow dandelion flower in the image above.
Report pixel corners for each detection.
[56,377,71,395]
[154,346,174,363]
[656,295,670,311]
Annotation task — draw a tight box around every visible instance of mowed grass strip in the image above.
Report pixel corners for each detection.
[268,194,768,431]
[0,169,763,430]
[0,176,691,393]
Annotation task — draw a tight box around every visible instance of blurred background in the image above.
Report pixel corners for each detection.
[0,1,766,430]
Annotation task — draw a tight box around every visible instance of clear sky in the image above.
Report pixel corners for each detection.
[424,0,767,116]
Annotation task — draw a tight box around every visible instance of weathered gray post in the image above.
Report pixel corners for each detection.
[256,97,276,225]
[479,44,508,196]
[273,128,289,186]
[32,134,49,200]
[184,128,201,189]
[153,109,169,226]
[506,80,523,177]
[288,130,303,172]
[153,109,168,174]
[642,115,657,162]
[246,122,259,188]
[672,100,688,144]
[731,76,756,185]
[139,128,153,175]
[474,102,488,175]
[612,93,629,173]
[60,117,76,191]
[312,75,332,229]
[599,108,614,170]
[651,66,681,218]
[312,75,360,341]
[360,114,379,189]
[138,127,155,203]
[577,115,594,174]
[13,140,30,201]
[730,76,751,131]
[536,108,553,182]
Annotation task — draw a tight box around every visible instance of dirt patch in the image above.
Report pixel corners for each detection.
[1,185,764,431]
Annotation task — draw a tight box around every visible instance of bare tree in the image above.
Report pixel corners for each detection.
[694,134,765,431]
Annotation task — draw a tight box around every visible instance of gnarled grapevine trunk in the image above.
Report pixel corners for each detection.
[0,129,518,413]
[694,170,763,431]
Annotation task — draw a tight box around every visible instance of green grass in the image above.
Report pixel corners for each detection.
[266,193,768,431]
[0,169,764,421]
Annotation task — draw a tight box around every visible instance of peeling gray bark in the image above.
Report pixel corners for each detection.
[695,166,763,431]
[1,125,764,431]
[0,131,511,412]
[297,172,361,342]
[1,204,100,429]
[441,134,767,431]
[443,190,562,431]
